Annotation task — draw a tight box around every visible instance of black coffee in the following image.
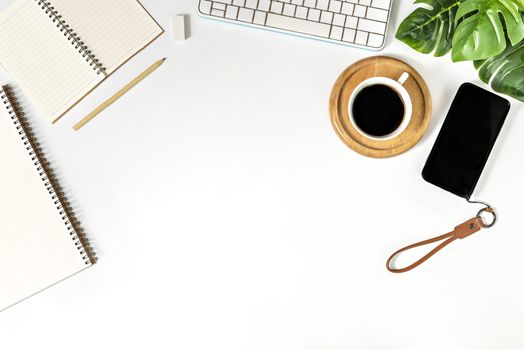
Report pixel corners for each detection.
[352,84,405,137]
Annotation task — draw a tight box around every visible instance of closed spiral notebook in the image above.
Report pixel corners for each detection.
[0,0,163,122]
[0,85,96,311]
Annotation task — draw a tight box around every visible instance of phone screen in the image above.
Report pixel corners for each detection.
[422,83,510,199]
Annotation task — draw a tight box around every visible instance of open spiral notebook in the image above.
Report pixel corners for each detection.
[0,0,163,122]
[0,85,97,311]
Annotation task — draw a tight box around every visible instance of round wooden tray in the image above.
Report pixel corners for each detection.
[329,56,432,158]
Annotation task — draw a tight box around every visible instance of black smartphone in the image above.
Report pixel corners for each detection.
[422,83,510,199]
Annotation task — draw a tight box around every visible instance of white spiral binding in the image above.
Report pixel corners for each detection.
[1,87,97,265]
[35,0,106,75]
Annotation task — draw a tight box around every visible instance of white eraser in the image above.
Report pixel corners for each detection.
[173,15,187,41]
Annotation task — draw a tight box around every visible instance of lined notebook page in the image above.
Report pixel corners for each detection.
[0,90,89,311]
[50,0,163,74]
[0,0,103,122]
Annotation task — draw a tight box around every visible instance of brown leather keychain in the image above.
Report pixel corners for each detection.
[386,205,496,273]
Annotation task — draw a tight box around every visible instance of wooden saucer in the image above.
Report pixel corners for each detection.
[329,56,432,158]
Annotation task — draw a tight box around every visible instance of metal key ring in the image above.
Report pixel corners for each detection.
[477,207,497,228]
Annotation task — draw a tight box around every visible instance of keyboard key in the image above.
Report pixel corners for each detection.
[225,5,239,18]
[270,2,284,14]
[245,0,258,9]
[238,7,254,21]
[333,13,345,26]
[295,6,309,19]
[367,33,384,47]
[343,28,355,42]
[308,8,321,21]
[233,0,245,6]
[330,26,343,40]
[303,0,316,8]
[366,7,388,22]
[345,16,358,28]
[357,18,386,34]
[371,0,390,10]
[199,0,212,14]
[254,10,267,24]
[291,0,304,5]
[341,2,354,15]
[355,30,368,44]
[359,0,371,5]
[316,0,329,10]
[320,11,333,24]
[213,0,233,3]
[258,0,271,11]
[353,5,366,17]
[283,4,296,16]
[266,13,331,37]
[329,1,342,13]
[213,2,227,10]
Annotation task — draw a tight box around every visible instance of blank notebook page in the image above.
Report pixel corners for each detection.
[50,0,163,74]
[0,96,90,311]
[0,0,103,122]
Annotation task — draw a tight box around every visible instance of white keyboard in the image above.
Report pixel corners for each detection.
[198,0,392,50]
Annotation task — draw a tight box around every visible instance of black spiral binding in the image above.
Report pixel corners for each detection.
[1,86,97,265]
[35,0,106,76]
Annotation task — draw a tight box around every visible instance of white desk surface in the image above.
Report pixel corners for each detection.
[1,1,523,349]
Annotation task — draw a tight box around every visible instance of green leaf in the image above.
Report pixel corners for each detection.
[474,39,524,101]
[396,0,465,56]
[452,0,524,62]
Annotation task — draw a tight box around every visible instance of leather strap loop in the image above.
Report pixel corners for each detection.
[387,217,484,273]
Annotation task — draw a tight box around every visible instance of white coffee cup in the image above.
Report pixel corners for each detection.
[348,72,412,141]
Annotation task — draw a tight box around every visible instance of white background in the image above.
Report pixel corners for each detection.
[1,0,524,349]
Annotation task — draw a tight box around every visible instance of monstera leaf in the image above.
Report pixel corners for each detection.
[396,0,465,56]
[452,0,524,61]
[398,0,524,102]
[474,39,524,101]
